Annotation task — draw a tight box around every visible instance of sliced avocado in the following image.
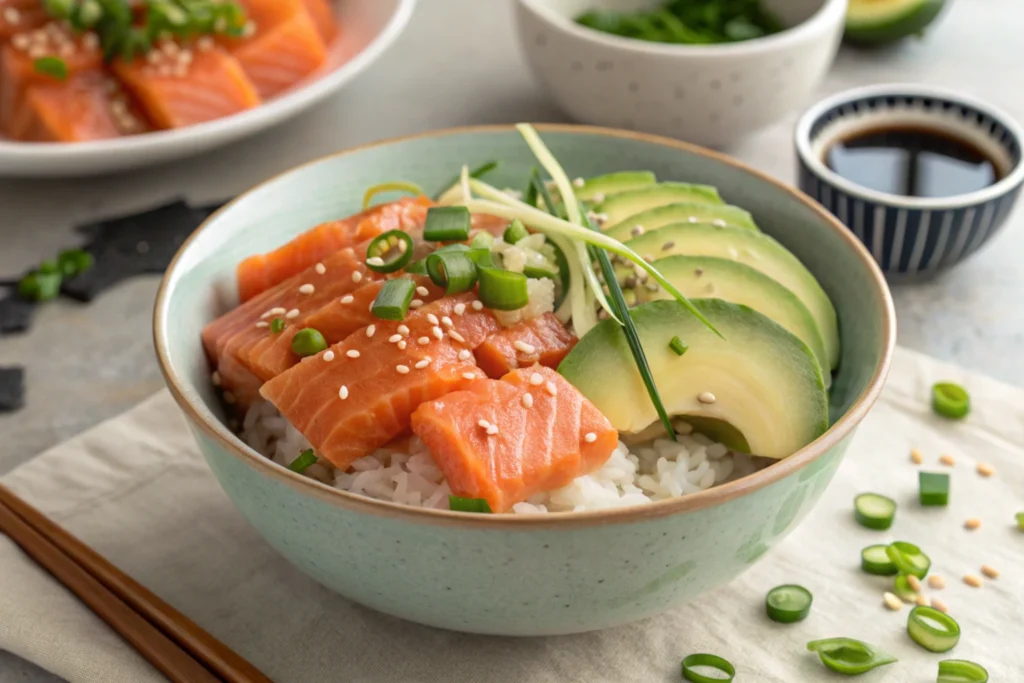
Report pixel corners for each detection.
[558,299,829,459]
[604,202,758,241]
[575,172,657,202]
[625,224,840,369]
[845,0,946,44]
[644,255,830,380]
[595,182,722,226]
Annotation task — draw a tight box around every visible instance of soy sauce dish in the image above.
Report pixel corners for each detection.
[796,85,1024,279]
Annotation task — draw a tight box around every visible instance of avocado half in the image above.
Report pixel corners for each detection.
[845,0,947,45]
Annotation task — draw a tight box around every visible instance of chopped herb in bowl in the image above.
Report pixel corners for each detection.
[575,0,784,45]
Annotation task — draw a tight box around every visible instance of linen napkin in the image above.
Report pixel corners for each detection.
[1,346,1022,683]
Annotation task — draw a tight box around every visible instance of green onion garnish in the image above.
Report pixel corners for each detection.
[806,638,897,676]
[477,266,528,310]
[503,218,530,244]
[938,659,989,683]
[908,605,960,653]
[854,493,896,530]
[38,259,59,275]
[886,541,931,579]
[448,495,492,513]
[33,56,68,80]
[893,574,918,602]
[361,181,424,210]
[17,272,61,302]
[932,382,970,419]
[860,544,898,575]
[919,471,950,506]
[470,231,494,249]
[1017,512,1024,530]
[371,278,415,320]
[75,0,103,27]
[522,263,559,280]
[270,318,285,334]
[681,653,735,682]
[290,328,328,357]
[424,206,471,242]
[669,336,688,356]
[405,258,428,275]
[286,449,317,473]
[765,584,812,623]
[57,248,94,278]
[426,250,479,295]
[434,160,500,200]
[365,230,414,273]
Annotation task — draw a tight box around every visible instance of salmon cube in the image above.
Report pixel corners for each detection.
[231,8,326,99]
[474,313,578,379]
[301,0,338,43]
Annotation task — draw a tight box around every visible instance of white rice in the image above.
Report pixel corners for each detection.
[242,402,764,514]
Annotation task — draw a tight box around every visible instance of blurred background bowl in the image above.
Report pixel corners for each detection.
[513,0,847,149]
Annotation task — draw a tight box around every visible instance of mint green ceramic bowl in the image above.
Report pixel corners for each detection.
[154,124,895,636]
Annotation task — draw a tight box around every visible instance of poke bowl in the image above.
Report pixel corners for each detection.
[155,124,895,636]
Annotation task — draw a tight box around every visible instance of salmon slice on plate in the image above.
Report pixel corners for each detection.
[301,0,338,43]
[411,366,618,513]
[474,313,577,379]
[230,0,327,99]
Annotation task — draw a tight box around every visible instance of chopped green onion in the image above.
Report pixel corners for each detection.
[938,659,988,683]
[38,260,59,275]
[861,544,898,575]
[522,263,559,280]
[33,56,68,80]
[365,230,414,273]
[504,218,530,244]
[270,318,285,334]
[286,449,317,473]
[1017,512,1024,530]
[477,266,528,310]
[932,382,970,419]
[75,0,103,27]
[361,181,424,210]
[908,605,960,653]
[919,471,950,506]
[681,653,735,682]
[290,328,328,357]
[886,541,931,579]
[669,336,688,356]
[854,493,896,530]
[371,278,415,320]
[405,258,428,275]
[893,574,918,602]
[470,231,494,249]
[806,638,897,675]
[424,206,472,242]
[765,584,812,623]
[17,272,61,302]
[448,495,492,513]
[434,161,500,200]
[57,249,94,278]
[426,251,479,295]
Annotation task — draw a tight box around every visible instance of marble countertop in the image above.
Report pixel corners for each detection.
[1,0,1020,680]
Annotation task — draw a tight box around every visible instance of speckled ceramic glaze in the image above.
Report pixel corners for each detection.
[155,125,894,636]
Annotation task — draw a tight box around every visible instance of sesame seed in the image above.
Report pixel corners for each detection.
[323,350,335,362]
[472,301,483,311]
[928,575,945,590]
[646,282,660,292]
[931,598,948,613]
[963,574,983,588]
[367,256,385,267]
[157,64,173,77]
[416,286,429,296]
[269,307,286,316]
[255,321,269,328]
[397,325,410,335]
[458,350,471,360]
[454,303,466,315]
[299,283,315,295]
[398,341,407,350]
[341,295,354,304]
[906,575,922,592]
[545,381,557,396]
[346,350,360,359]
[441,316,454,328]
[727,247,739,259]
[698,391,716,404]
[688,216,698,223]
[914,594,930,607]
[513,341,536,354]
[643,254,654,263]
[223,391,236,405]
[530,373,543,386]
[178,51,193,65]
[352,271,363,283]
[976,462,995,477]
[260,309,275,319]
[486,424,499,435]
[522,393,534,408]
[448,330,466,343]
[661,241,675,251]
[572,177,585,188]
[368,301,374,312]
[396,365,410,374]
[427,313,439,325]
[964,517,981,530]
[147,51,161,64]
[366,325,376,338]
[417,336,430,345]
[910,449,923,464]
[939,454,956,466]
[197,36,214,51]
[584,432,597,443]
[211,371,222,387]
[285,308,300,319]
[593,192,606,203]
[478,419,491,429]
[386,334,401,344]
[462,372,477,381]
[631,225,645,237]
[28,45,45,58]
[315,263,326,275]
[172,64,188,78]
[981,565,999,579]
[415,359,431,369]
[410,299,424,308]
[3,7,21,23]
[432,326,444,340]
[12,34,29,50]
[339,385,349,400]
[883,592,902,611]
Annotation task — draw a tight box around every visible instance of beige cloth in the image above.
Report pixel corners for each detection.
[1,346,1022,682]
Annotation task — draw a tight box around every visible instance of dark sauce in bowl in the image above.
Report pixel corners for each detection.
[826,126,1000,198]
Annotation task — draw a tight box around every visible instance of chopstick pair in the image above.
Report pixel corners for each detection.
[0,483,271,683]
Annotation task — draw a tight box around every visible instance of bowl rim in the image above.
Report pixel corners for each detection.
[154,123,896,530]
[515,0,848,57]
[795,83,1024,210]
[0,0,417,165]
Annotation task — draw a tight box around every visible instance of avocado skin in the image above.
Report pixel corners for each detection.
[844,0,947,45]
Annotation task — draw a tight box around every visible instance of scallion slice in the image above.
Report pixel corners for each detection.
[670,336,688,356]
[287,449,317,473]
[932,382,970,419]
[290,328,328,357]
[477,266,528,310]
[17,271,61,302]
[365,230,414,273]
[854,493,897,530]
[938,659,988,683]
[919,471,950,506]
[448,495,492,513]
[806,638,897,675]
[522,263,559,280]
[1017,512,1024,530]
[893,574,918,602]
[361,181,424,210]
[765,585,812,623]
[861,544,898,575]
[471,231,494,249]
[434,161,499,200]
[424,206,471,242]
[371,279,415,320]
[908,605,960,653]
[886,541,931,579]
[405,258,428,275]
[681,653,735,683]
[426,251,479,295]
[270,318,285,334]
[33,56,68,80]
[57,248,94,278]
[504,218,530,244]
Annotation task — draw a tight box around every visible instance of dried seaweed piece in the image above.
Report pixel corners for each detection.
[0,294,37,335]
[0,366,25,412]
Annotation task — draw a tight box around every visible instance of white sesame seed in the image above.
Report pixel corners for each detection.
[698,391,716,404]
[269,307,286,316]
[341,295,354,304]
[211,371,222,387]
[12,34,30,50]
[397,325,410,335]
[906,575,922,592]
[910,449,923,464]
[928,575,946,590]
[441,316,454,328]
[584,432,597,443]
[416,286,429,296]
[298,284,315,295]
[368,301,374,312]
[463,372,477,381]
[3,7,21,23]
[260,309,274,319]
[323,350,335,362]
[197,36,214,51]
[530,373,543,386]
[415,359,430,369]
[223,391,236,405]
[939,454,956,466]
[963,574,983,588]
[410,299,424,308]
[478,419,491,429]
[366,325,376,338]
[388,334,402,343]
[285,308,300,319]
[883,592,902,611]
[147,50,160,64]
[486,424,499,435]
[398,340,407,350]
[458,350,472,360]
[315,263,326,275]
[977,462,995,477]
[255,321,269,328]
[352,271,363,283]
[545,381,557,396]
[417,336,430,345]
[513,341,536,354]
[472,301,484,311]
[339,385,349,400]
[396,365,410,374]
[28,45,45,59]
[572,177,585,188]
[427,313,439,325]
[522,393,534,408]
[432,326,444,340]
[931,598,948,613]
[454,303,466,316]
[449,330,466,343]
[346,350,360,359]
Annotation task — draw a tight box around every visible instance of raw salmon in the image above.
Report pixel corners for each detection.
[474,313,577,379]
[301,0,338,43]
[260,295,502,470]
[411,366,618,512]
[0,1,48,42]
[230,5,326,99]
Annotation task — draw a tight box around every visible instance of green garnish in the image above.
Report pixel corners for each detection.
[886,541,931,579]
[286,449,317,473]
[919,471,950,506]
[477,266,528,310]
[893,574,918,602]
[426,250,479,295]
[854,493,896,530]
[503,218,530,244]
[860,544,898,575]
[765,584,812,623]
[932,382,970,419]
[365,230,414,273]
[448,495,492,513]
[681,653,735,682]
[669,336,688,356]
[424,206,471,242]
[361,181,424,210]
[290,328,328,357]
[806,638,897,675]
[1017,512,1024,530]
[17,272,61,302]
[470,231,494,249]
[33,56,68,80]
[270,318,285,334]
[434,160,500,200]
[405,258,428,275]
[908,605,960,653]
[371,278,415,320]
[576,0,783,45]
[57,248,94,278]
[938,659,988,682]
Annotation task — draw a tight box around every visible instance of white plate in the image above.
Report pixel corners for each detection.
[0,0,416,177]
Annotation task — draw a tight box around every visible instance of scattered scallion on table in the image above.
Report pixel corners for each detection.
[290,328,328,357]
[908,605,961,653]
[681,653,735,682]
[765,584,812,623]
[58,248,94,278]
[448,495,492,513]
[371,279,416,320]
[361,182,424,210]
[426,250,479,295]
[286,449,317,474]
[17,271,61,302]
[424,206,472,242]
[932,382,970,419]
[886,541,931,579]
[1017,511,1024,530]
[919,471,950,506]
[860,544,898,575]
[893,574,918,602]
[806,638,897,675]
[365,230,414,273]
[937,659,988,683]
[669,336,688,356]
[854,493,897,530]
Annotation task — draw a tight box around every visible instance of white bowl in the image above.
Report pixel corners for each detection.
[0,0,416,178]
[514,0,847,148]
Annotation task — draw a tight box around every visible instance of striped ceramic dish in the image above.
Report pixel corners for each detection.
[795,85,1024,278]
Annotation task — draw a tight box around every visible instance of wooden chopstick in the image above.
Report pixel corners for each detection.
[0,483,272,683]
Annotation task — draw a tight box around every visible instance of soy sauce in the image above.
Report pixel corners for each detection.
[825,127,1000,198]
